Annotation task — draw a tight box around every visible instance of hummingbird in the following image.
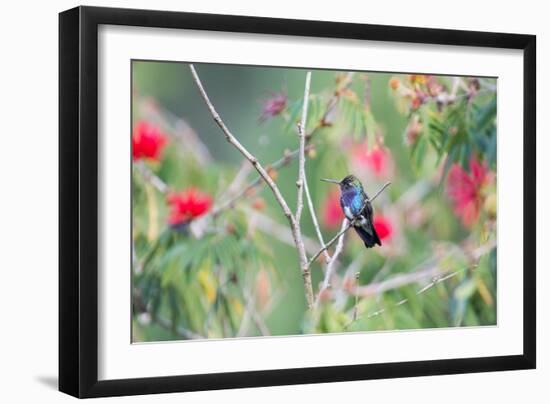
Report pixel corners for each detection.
[321,175,381,248]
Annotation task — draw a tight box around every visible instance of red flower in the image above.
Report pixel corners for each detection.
[373,215,393,241]
[322,190,345,229]
[167,188,212,226]
[132,121,167,161]
[259,92,287,122]
[446,157,493,227]
[352,144,392,178]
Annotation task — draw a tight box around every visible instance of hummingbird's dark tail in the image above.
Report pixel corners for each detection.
[353,224,381,248]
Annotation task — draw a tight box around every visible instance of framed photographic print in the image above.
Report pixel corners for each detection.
[59,6,536,398]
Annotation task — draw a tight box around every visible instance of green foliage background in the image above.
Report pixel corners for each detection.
[132,61,497,341]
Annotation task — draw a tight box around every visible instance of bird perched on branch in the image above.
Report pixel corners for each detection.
[321,175,381,248]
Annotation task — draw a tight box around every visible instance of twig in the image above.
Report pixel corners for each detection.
[363,266,471,321]
[352,240,496,322]
[133,150,323,255]
[137,97,312,221]
[210,146,312,218]
[369,181,391,202]
[294,71,314,309]
[307,181,391,267]
[136,96,213,165]
[217,160,252,202]
[135,161,169,194]
[315,218,348,307]
[190,64,314,309]
[244,207,321,256]
[307,216,350,267]
[190,65,294,223]
[304,174,331,263]
[295,71,312,225]
[237,288,271,337]
[355,239,495,298]
[352,272,361,322]
[356,258,440,297]
[308,72,354,137]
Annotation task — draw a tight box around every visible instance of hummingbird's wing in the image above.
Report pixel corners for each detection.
[357,199,381,247]
[360,190,374,222]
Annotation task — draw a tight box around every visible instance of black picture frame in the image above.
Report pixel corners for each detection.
[59,5,536,398]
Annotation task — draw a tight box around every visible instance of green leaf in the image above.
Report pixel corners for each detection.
[214,237,235,271]
[475,96,497,132]
[439,148,458,187]
[454,278,477,300]
[413,137,427,169]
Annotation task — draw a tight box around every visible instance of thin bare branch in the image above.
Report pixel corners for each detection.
[338,239,496,328]
[245,207,321,256]
[189,64,314,309]
[315,218,348,307]
[369,181,391,202]
[308,72,354,137]
[189,65,295,223]
[210,146,312,218]
[133,147,323,256]
[363,266,470,321]
[135,161,169,194]
[136,96,213,165]
[308,222,352,267]
[294,70,314,309]
[355,239,496,298]
[295,71,312,224]
[218,160,253,202]
[237,288,271,337]
[304,175,331,263]
[352,271,361,322]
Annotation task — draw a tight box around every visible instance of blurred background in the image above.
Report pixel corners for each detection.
[131,61,497,342]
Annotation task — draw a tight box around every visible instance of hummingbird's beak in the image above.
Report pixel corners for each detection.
[321,178,340,184]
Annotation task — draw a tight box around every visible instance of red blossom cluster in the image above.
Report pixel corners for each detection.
[132,120,215,228]
[351,143,393,178]
[132,120,167,162]
[445,157,494,227]
[322,190,345,229]
[373,215,393,242]
[166,188,212,226]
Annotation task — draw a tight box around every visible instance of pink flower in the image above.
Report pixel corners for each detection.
[132,121,167,161]
[322,191,345,229]
[446,157,493,227]
[373,215,393,241]
[352,144,392,178]
[259,92,287,122]
[167,188,212,226]
[426,76,444,97]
